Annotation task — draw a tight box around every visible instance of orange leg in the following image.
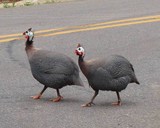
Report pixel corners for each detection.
[31,94,41,99]
[31,86,47,100]
[51,89,63,102]
[81,90,99,107]
[112,91,121,106]
[53,96,63,102]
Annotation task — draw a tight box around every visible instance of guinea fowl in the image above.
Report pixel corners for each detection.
[75,44,139,107]
[23,28,83,102]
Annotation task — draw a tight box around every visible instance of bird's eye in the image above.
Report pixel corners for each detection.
[78,48,81,50]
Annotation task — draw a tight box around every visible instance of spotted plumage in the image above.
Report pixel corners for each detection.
[75,44,139,107]
[23,28,83,102]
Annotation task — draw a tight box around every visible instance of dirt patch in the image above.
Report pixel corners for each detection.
[0,0,21,3]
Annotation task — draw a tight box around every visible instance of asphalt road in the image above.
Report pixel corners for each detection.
[0,0,160,128]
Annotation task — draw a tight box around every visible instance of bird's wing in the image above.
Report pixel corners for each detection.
[29,50,78,75]
[94,67,131,91]
[89,67,112,86]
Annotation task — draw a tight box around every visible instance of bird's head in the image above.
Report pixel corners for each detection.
[23,28,34,45]
[75,43,85,57]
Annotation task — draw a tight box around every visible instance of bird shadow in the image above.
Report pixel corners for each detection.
[26,95,139,109]
[29,96,84,105]
[92,100,138,109]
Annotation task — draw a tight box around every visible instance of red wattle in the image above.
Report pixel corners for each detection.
[75,50,79,55]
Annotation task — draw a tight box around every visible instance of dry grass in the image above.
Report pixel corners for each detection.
[0,0,74,8]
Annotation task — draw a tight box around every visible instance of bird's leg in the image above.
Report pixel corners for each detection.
[82,90,99,107]
[112,91,121,106]
[31,86,47,99]
[52,89,63,102]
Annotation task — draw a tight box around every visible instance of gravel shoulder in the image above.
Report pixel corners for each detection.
[0,0,75,8]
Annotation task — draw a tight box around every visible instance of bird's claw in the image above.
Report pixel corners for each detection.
[30,95,41,100]
[50,96,63,102]
[81,102,95,107]
[112,101,121,106]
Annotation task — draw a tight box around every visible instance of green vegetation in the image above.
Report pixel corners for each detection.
[2,0,16,8]
[24,1,34,6]
[45,0,55,4]
[12,0,16,7]
[0,0,72,8]
[3,2,11,8]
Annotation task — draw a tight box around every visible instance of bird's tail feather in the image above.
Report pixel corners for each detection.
[130,64,140,84]
[74,77,84,87]
[134,77,140,84]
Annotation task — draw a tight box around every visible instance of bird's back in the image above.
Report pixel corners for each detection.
[86,55,138,91]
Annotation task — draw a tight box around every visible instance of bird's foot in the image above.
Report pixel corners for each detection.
[81,102,95,107]
[112,101,121,106]
[30,94,41,100]
[51,96,63,102]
